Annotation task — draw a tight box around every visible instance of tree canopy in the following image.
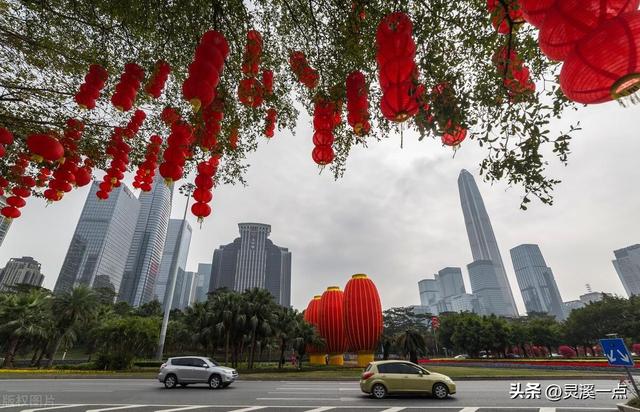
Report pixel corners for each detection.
[0,0,581,210]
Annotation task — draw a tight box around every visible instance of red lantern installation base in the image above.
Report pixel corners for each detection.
[356,352,375,367]
[309,354,326,366]
[328,354,344,366]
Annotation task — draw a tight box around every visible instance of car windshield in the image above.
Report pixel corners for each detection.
[206,358,220,367]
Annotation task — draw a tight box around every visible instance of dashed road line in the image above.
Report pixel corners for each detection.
[85,405,146,412]
[21,406,84,412]
[152,407,208,412]
[226,407,267,412]
[379,408,406,412]
[459,408,478,412]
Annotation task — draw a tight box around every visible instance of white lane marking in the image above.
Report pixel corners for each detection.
[304,408,335,412]
[226,408,266,412]
[21,406,83,412]
[380,408,406,412]
[0,406,27,410]
[459,408,478,412]
[86,406,146,412]
[539,409,555,412]
[256,398,341,401]
[153,407,208,412]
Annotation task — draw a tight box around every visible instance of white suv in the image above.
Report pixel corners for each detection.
[158,356,238,389]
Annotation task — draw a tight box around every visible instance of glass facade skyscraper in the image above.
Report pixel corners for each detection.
[118,173,172,306]
[210,223,291,306]
[154,218,192,308]
[54,182,140,295]
[0,256,44,291]
[612,244,640,297]
[194,263,212,303]
[458,169,518,316]
[467,260,512,316]
[0,195,12,247]
[510,244,565,319]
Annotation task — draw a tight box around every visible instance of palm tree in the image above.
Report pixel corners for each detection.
[292,317,324,370]
[396,329,427,364]
[0,289,51,368]
[211,290,246,366]
[45,285,98,367]
[242,288,276,369]
[273,306,300,368]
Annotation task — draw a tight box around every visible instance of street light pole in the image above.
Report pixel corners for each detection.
[156,183,194,361]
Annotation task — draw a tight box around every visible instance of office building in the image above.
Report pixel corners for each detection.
[418,278,440,308]
[612,244,640,297]
[436,267,466,299]
[210,223,291,306]
[458,169,518,316]
[171,269,196,310]
[54,182,139,295]
[118,174,172,307]
[193,263,212,303]
[468,259,514,316]
[449,293,481,313]
[0,195,12,247]
[580,291,604,305]
[0,256,44,291]
[563,299,585,317]
[154,219,192,308]
[510,244,565,319]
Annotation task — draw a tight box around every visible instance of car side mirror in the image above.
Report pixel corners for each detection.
[419,371,424,376]
[202,363,208,368]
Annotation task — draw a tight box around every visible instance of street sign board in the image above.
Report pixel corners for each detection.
[599,338,635,367]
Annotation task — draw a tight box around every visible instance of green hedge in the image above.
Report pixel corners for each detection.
[133,360,163,368]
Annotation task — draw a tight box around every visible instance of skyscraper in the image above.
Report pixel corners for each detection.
[0,195,12,247]
[193,263,213,303]
[418,278,440,308]
[510,244,565,319]
[468,260,513,316]
[54,182,139,295]
[154,219,192,308]
[171,269,196,310]
[436,267,466,299]
[118,174,172,306]
[612,244,640,297]
[0,257,44,291]
[210,223,291,306]
[458,169,518,316]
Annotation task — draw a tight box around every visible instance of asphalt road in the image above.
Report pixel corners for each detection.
[0,379,626,411]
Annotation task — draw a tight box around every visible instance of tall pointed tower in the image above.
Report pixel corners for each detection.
[458,169,518,316]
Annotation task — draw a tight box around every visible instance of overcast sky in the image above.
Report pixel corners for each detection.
[1,102,637,314]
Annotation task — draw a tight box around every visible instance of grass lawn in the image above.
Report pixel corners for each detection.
[0,364,620,380]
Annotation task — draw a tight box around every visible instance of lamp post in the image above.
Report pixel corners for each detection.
[156,182,194,361]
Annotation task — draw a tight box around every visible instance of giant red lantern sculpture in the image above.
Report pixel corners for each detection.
[560,11,640,105]
[303,295,326,365]
[343,274,383,367]
[521,0,555,28]
[539,0,639,61]
[318,286,348,366]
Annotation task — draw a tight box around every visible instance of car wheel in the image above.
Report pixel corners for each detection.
[371,383,387,399]
[432,382,449,399]
[208,374,222,389]
[164,374,177,389]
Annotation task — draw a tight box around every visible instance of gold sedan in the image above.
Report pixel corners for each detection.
[360,360,456,399]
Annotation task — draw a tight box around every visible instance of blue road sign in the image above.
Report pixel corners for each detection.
[599,338,635,367]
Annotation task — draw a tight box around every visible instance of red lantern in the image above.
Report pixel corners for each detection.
[264,108,277,138]
[159,122,193,185]
[183,30,228,112]
[441,123,468,147]
[560,11,640,104]
[1,206,20,219]
[312,98,337,166]
[145,60,171,98]
[191,156,218,223]
[487,0,525,34]
[75,64,108,110]
[229,127,239,150]
[343,274,383,367]
[318,286,348,366]
[303,295,325,365]
[289,51,319,89]
[161,106,181,126]
[241,30,263,77]
[0,128,14,145]
[111,63,145,112]
[26,134,64,162]
[133,134,163,191]
[238,77,264,108]
[346,71,371,136]
[539,0,639,61]
[521,0,555,28]
[376,12,419,122]
[493,46,536,97]
[123,109,146,138]
[262,70,274,95]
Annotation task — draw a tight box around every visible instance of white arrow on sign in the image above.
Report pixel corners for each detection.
[617,349,630,363]
[607,350,617,363]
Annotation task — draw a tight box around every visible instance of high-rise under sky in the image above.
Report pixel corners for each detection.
[154,218,192,308]
[54,182,139,295]
[612,244,640,297]
[210,223,291,306]
[458,169,518,316]
[118,173,172,307]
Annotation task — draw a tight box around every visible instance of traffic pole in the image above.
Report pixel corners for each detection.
[625,366,640,397]
[156,183,194,361]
